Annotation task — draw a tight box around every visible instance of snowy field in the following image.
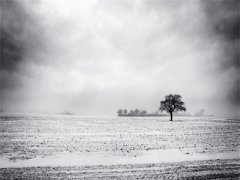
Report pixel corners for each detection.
[0,114,239,179]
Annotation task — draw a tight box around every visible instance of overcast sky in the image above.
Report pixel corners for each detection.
[0,0,239,116]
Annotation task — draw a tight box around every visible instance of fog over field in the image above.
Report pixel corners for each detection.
[0,0,239,116]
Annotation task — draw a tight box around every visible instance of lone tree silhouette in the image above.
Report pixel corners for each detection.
[159,94,186,121]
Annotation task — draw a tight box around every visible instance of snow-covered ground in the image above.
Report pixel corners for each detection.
[0,114,239,179]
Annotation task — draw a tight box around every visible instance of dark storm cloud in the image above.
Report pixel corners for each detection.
[0,0,45,110]
[0,0,27,71]
[201,0,240,106]
[0,0,45,72]
[0,0,25,110]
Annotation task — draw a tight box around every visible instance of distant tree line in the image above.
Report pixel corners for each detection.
[117,109,147,116]
[117,94,187,121]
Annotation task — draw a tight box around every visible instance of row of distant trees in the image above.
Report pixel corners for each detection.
[117,109,148,116]
[117,94,187,121]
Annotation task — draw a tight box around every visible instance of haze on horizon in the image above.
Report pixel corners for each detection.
[0,0,239,117]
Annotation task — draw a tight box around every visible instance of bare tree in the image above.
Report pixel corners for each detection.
[129,110,134,116]
[123,109,128,115]
[117,109,123,116]
[159,94,186,121]
[140,110,147,116]
[134,109,140,116]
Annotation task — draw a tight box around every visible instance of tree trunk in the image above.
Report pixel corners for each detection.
[170,112,173,121]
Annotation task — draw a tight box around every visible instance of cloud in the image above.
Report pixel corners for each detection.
[200,0,239,108]
[1,0,239,116]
